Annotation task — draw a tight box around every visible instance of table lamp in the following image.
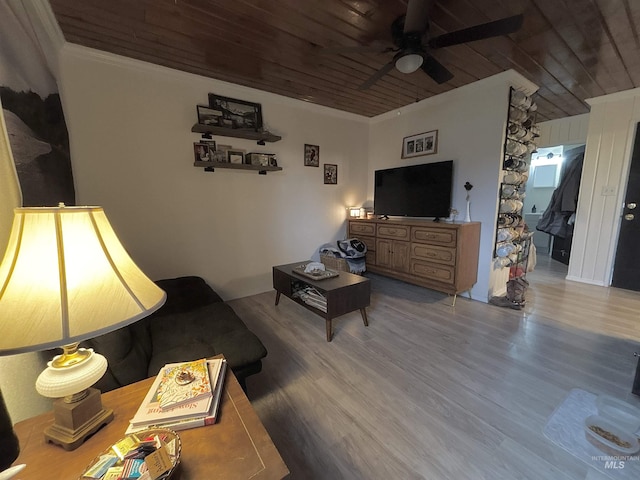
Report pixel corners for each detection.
[0,205,166,450]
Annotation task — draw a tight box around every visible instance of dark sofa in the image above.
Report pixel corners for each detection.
[82,276,267,392]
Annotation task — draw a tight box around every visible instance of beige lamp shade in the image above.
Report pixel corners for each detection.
[0,205,167,355]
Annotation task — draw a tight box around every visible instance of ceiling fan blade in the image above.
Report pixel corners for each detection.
[428,14,524,49]
[358,60,396,90]
[421,55,453,84]
[320,45,393,55]
[404,0,432,34]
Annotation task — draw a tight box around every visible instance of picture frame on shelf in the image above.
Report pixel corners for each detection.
[227,149,246,164]
[201,139,216,151]
[196,105,223,126]
[401,130,438,159]
[208,94,263,131]
[304,144,319,166]
[194,142,212,162]
[324,164,337,184]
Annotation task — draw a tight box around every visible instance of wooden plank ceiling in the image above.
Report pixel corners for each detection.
[49,0,640,121]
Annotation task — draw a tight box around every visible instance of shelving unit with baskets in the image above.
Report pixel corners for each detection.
[494,87,539,279]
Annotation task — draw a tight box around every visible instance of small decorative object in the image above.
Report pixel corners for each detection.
[208,94,263,130]
[532,204,537,213]
[227,150,245,164]
[304,144,319,166]
[324,164,337,184]
[464,181,473,222]
[245,153,276,166]
[401,130,438,159]
[193,142,212,162]
[449,208,459,222]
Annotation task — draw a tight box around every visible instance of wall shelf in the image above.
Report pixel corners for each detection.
[191,124,282,143]
[193,161,282,175]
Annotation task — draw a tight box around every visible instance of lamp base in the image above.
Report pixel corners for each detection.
[44,388,113,451]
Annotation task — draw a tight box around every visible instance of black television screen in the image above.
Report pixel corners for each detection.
[374,161,453,218]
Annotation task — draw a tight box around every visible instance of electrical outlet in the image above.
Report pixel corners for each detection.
[601,186,616,196]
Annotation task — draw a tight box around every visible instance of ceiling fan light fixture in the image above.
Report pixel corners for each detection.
[395,53,423,74]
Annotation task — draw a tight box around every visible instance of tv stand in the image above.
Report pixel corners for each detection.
[432,217,441,223]
[378,215,389,220]
[348,218,481,300]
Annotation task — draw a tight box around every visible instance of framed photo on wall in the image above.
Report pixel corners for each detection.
[402,130,438,159]
[304,144,319,166]
[324,164,337,184]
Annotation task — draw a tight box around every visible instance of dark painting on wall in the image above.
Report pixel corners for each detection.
[1,87,75,207]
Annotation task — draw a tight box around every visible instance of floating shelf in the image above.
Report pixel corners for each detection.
[194,161,282,175]
[191,124,282,143]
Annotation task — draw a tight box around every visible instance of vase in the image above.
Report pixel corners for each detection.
[465,198,471,222]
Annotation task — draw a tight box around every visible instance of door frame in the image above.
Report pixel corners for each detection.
[604,121,640,286]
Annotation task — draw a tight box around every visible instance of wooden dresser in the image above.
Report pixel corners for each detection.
[349,218,481,296]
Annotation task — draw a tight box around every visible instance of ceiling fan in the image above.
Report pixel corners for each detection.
[324,0,523,90]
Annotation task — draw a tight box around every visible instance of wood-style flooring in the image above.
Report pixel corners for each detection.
[228,256,640,480]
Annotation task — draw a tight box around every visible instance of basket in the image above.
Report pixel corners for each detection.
[79,428,181,479]
[320,253,350,272]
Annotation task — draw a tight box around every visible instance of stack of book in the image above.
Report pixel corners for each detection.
[126,357,227,434]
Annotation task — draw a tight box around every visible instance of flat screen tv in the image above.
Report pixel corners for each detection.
[374,160,453,219]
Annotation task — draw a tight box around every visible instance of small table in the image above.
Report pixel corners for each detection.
[273,261,370,342]
[13,366,289,480]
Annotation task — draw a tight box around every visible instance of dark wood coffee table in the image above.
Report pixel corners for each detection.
[273,262,370,341]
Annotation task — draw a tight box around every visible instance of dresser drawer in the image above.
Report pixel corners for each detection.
[411,227,457,247]
[377,224,410,240]
[410,260,455,284]
[349,222,375,236]
[358,235,376,252]
[411,244,456,266]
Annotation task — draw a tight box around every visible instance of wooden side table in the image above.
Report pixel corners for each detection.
[12,367,289,480]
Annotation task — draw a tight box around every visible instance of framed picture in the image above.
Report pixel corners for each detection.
[402,130,438,159]
[201,139,216,150]
[324,164,337,184]
[196,105,223,126]
[208,94,263,131]
[304,144,319,167]
[227,149,245,164]
[194,142,212,162]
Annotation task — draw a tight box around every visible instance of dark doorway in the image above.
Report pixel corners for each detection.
[612,123,640,291]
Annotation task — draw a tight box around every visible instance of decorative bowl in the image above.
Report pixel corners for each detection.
[79,427,181,479]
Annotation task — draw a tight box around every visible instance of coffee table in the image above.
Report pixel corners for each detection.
[12,364,289,480]
[273,261,370,341]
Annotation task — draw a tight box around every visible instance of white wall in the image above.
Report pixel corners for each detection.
[57,45,370,300]
[568,89,640,285]
[368,71,538,301]
[537,113,589,148]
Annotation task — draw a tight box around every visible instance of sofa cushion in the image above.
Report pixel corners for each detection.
[148,302,267,372]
